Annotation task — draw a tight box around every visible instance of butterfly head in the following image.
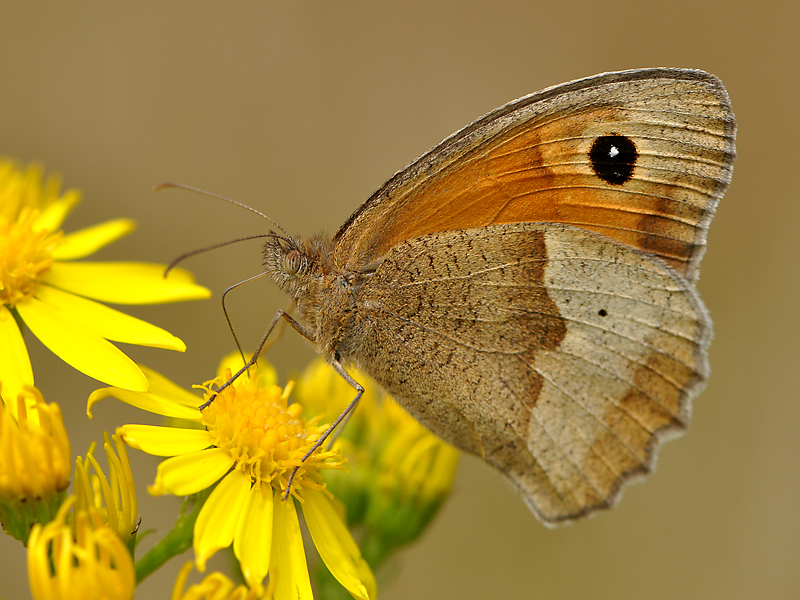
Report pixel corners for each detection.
[263,232,333,302]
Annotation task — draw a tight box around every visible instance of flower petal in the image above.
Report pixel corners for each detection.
[139,365,204,408]
[52,218,137,261]
[16,296,148,391]
[117,424,212,456]
[33,188,81,231]
[302,490,376,600]
[234,485,274,587]
[35,284,185,350]
[150,448,233,496]
[194,469,250,570]
[88,387,201,421]
[272,497,313,600]
[44,262,211,304]
[0,305,34,412]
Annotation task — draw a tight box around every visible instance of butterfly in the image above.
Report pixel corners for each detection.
[232,68,735,524]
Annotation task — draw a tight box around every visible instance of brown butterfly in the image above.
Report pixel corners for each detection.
[215,68,736,525]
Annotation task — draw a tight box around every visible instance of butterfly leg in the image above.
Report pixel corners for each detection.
[283,358,364,499]
[198,308,315,410]
[321,359,365,451]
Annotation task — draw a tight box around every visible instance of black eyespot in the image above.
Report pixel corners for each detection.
[284,249,302,275]
[589,134,637,185]
[598,309,608,317]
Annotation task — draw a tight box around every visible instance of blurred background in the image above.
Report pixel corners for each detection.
[1,2,798,598]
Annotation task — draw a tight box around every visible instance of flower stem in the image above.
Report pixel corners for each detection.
[135,487,212,583]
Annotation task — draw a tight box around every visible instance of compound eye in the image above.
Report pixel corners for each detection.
[284,249,303,275]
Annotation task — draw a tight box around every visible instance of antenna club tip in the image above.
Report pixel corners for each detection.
[153,182,177,192]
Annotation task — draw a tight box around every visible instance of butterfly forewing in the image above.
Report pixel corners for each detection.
[333,68,735,283]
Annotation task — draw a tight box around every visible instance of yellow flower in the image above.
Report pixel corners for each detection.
[172,562,275,600]
[90,355,377,600]
[74,432,138,542]
[27,496,135,600]
[0,386,70,543]
[295,359,460,563]
[0,159,210,413]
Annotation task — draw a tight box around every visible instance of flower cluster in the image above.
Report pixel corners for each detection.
[92,354,376,599]
[295,359,460,570]
[1,159,461,600]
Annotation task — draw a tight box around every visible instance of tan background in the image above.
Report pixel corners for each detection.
[1,2,798,598]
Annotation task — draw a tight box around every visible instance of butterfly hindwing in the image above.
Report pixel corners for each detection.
[346,222,710,523]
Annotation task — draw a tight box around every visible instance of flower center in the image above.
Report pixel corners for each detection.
[200,371,340,493]
[0,209,60,307]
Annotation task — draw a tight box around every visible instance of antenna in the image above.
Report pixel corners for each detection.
[164,234,279,276]
[154,182,293,239]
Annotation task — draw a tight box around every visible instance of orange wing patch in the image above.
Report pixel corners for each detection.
[334,71,735,283]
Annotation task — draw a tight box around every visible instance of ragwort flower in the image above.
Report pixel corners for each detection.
[0,385,70,543]
[0,159,210,412]
[74,432,138,544]
[295,359,460,566]
[172,562,275,600]
[27,496,135,600]
[89,355,376,600]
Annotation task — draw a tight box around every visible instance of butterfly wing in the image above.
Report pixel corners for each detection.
[334,68,735,283]
[348,223,710,524]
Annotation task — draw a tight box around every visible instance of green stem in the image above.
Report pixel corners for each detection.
[135,487,212,583]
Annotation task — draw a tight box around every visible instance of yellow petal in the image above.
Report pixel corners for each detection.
[16,296,148,391]
[88,387,201,421]
[33,189,81,231]
[44,262,211,304]
[117,424,212,456]
[151,448,233,496]
[36,284,185,350]
[52,218,137,261]
[0,305,34,413]
[139,365,204,408]
[272,497,313,600]
[234,485,274,587]
[302,490,376,600]
[194,469,250,570]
